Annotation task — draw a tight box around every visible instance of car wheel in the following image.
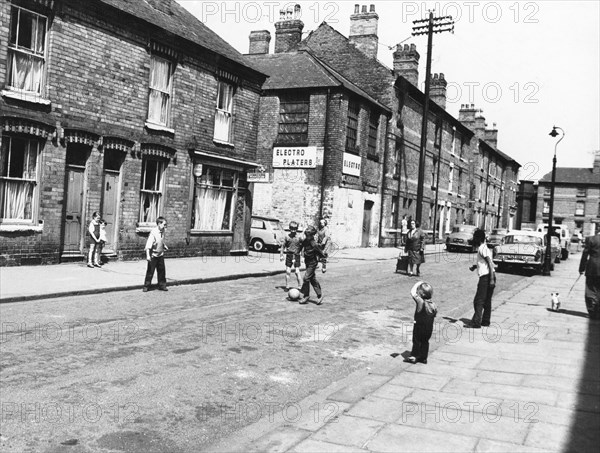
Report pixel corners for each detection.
[251,238,265,251]
[446,245,453,252]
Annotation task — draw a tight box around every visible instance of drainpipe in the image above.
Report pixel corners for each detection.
[378,114,390,247]
[432,134,442,244]
[319,89,331,219]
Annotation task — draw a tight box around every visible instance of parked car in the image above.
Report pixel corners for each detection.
[250,216,286,251]
[446,225,478,252]
[487,228,509,249]
[536,223,570,260]
[493,230,559,273]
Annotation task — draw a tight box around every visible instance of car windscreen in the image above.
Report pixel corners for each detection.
[452,226,475,233]
[269,221,284,231]
[504,235,542,246]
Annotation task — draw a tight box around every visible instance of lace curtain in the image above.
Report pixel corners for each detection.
[8,9,46,93]
[193,187,228,230]
[1,180,34,219]
[148,57,171,125]
[214,82,233,142]
[140,192,161,223]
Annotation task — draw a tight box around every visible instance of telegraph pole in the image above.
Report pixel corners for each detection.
[412,12,454,226]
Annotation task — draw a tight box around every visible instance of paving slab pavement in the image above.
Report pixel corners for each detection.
[207,254,600,453]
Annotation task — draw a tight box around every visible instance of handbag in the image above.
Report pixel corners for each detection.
[396,255,409,273]
[420,250,425,263]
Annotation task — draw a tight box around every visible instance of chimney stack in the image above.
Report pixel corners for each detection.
[274,5,304,53]
[430,73,447,109]
[349,4,379,59]
[484,123,499,149]
[593,150,600,175]
[459,104,485,140]
[249,30,271,54]
[393,43,420,86]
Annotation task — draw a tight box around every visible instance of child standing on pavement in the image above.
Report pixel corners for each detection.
[280,221,302,290]
[298,226,327,305]
[405,281,437,364]
[97,219,108,265]
[87,212,101,268]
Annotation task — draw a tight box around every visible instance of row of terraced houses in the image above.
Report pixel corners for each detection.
[0,0,521,265]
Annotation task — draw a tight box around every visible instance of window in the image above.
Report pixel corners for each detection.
[277,94,309,145]
[147,55,173,126]
[139,158,166,223]
[367,111,378,157]
[191,165,238,231]
[393,140,401,178]
[543,185,551,196]
[214,81,234,143]
[576,187,587,197]
[448,165,454,192]
[575,201,585,216]
[7,6,47,95]
[346,99,359,151]
[0,136,39,221]
[390,196,398,228]
[457,169,463,194]
[450,128,456,155]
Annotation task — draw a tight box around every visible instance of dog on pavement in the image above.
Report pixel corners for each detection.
[551,292,561,312]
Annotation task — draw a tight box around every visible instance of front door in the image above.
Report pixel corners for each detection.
[102,171,119,251]
[362,200,374,247]
[63,166,85,254]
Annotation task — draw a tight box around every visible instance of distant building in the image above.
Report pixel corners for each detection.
[0,0,266,265]
[535,150,600,236]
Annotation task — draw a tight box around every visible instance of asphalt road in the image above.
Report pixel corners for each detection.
[0,252,526,453]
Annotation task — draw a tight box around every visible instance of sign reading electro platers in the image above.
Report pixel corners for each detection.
[342,152,362,176]
[272,146,317,168]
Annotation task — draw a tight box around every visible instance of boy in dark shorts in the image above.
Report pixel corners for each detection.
[405,281,437,364]
[298,226,327,305]
[280,221,302,290]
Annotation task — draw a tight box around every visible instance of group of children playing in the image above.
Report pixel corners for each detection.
[280,217,439,364]
[279,219,330,305]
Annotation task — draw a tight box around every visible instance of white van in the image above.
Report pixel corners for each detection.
[536,223,571,260]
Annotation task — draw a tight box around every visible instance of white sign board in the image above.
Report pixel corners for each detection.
[342,152,362,176]
[247,171,270,183]
[273,146,317,168]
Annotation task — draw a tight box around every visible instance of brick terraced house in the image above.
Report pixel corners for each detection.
[0,0,267,265]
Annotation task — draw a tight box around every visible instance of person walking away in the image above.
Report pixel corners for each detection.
[317,218,331,273]
[579,230,600,319]
[401,215,408,246]
[144,217,169,292]
[299,226,327,305]
[97,219,108,265]
[468,229,496,328]
[405,281,437,364]
[280,221,303,290]
[87,212,101,268]
[405,220,426,276]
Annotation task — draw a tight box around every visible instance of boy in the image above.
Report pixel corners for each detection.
[143,217,169,292]
[298,226,327,305]
[468,229,496,328]
[405,281,437,364]
[317,218,331,273]
[87,212,101,268]
[280,221,302,290]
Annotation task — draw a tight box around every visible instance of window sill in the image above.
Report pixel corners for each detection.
[190,230,233,236]
[136,223,155,234]
[213,139,235,148]
[0,220,44,233]
[145,121,175,134]
[366,154,379,162]
[2,89,51,106]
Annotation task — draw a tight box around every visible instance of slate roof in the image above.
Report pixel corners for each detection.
[539,167,600,185]
[245,51,390,113]
[98,0,264,77]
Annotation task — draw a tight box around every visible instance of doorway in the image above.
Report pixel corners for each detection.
[62,144,89,257]
[362,200,374,247]
[101,149,124,253]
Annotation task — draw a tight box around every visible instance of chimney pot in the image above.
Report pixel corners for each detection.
[349,3,379,59]
[354,4,359,13]
[370,4,375,12]
[362,5,367,13]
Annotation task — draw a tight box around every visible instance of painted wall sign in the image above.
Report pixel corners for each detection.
[273,146,317,168]
[342,152,362,176]
[247,171,270,183]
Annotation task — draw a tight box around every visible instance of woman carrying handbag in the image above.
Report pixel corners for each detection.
[405,220,426,276]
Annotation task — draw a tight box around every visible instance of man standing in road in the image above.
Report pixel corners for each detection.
[579,229,600,320]
[143,217,168,292]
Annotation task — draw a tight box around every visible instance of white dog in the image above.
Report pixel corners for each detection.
[551,292,561,312]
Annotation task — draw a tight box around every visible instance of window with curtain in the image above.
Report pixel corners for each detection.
[346,99,359,151]
[214,81,234,143]
[368,111,378,156]
[448,165,454,192]
[277,94,309,145]
[8,6,47,95]
[191,166,237,231]
[0,135,39,221]
[139,158,166,223]
[575,201,585,216]
[147,55,172,126]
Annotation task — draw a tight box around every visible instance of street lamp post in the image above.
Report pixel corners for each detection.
[543,126,565,276]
